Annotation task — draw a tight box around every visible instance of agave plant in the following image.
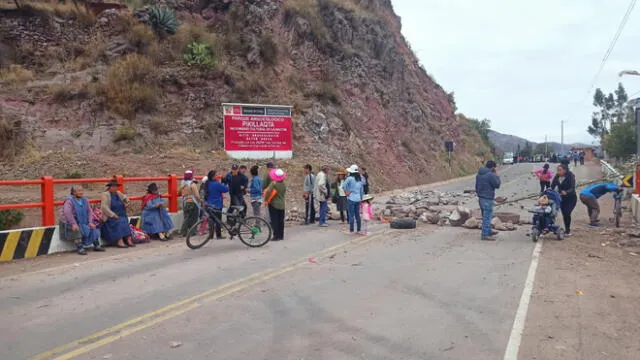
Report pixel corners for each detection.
[148,6,179,36]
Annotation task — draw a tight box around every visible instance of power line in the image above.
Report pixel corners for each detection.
[583,0,637,100]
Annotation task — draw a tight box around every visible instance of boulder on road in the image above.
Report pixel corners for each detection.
[463,217,480,229]
[495,222,517,231]
[491,217,503,228]
[449,206,471,227]
[426,213,441,224]
[494,212,520,224]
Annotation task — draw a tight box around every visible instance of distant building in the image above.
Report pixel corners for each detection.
[571,147,596,161]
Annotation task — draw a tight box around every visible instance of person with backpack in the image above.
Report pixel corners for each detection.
[179,170,201,237]
[302,164,316,225]
[342,165,364,235]
[314,165,331,227]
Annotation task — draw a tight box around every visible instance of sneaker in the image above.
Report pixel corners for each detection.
[217,235,227,240]
[320,224,329,227]
[564,232,572,237]
[481,236,497,241]
[77,248,87,255]
[94,246,106,252]
[588,223,601,228]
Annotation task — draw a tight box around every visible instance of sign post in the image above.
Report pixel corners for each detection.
[636,163,640,195]
[444,141,454,166]
[223,103,293,159]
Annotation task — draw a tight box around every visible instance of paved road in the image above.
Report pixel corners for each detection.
[0,163,601,360]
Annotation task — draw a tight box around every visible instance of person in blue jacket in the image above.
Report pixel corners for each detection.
[579,182,621,227]
[475,160,501,241]
[206,170,229,239]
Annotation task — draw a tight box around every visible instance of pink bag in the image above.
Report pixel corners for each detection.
[129,224,151,244]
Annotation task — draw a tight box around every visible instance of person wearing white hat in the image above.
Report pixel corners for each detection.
[342,165,365,235]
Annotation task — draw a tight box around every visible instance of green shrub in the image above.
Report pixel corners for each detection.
[64,170,83,179]
[0,210,24,231]
[307,83,340,105]
[148,6,179,36]
[183,41,215,68]
[114,126,137,142]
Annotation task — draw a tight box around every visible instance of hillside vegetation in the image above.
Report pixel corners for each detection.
[0,0,491,191]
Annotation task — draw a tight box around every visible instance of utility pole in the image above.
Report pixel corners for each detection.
[561,120,565,154]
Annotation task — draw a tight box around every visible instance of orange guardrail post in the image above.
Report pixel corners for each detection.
[115,175,125,193]
[168,174,178,213]
[41,176,55,226]
[636,162,640,195]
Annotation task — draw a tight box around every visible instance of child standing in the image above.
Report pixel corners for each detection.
[360,194,374,235]
[534,163,553,194]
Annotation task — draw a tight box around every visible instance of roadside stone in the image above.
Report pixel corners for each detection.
[463,217,480,229]
[494,212,520,224]
[449,206,471,227]
[495,222,517,231]
[626,229,640,238]
[491,217,503,229]
[426,213,441,224]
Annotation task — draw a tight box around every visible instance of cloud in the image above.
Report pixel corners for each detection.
[392,0,639,143]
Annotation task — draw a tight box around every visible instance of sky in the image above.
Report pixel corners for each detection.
[391,0,640,145]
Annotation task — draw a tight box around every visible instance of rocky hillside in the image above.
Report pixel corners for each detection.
[0,0,490,192]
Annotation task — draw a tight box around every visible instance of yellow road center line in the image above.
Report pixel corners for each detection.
[31,231,388,360]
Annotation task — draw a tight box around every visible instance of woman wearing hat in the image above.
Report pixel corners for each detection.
[141,183,175,241]
[263,169,287,241]
[332,168,349,224]
[179,170,201,237]
[100,179,134,248]
[342,165,365,235]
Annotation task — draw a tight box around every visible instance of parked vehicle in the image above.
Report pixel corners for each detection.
[503,152,514,165]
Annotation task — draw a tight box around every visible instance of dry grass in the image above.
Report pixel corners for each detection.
[283,0,331,46]
[0,114,27,160]
[167,22,217,61]
[114,125,137,142]
[0,64,35,86]
[149,117,171,135]
[104,54,158,120]
[20,2,96,25]
[47,82,92,102]
[326,0,378,19]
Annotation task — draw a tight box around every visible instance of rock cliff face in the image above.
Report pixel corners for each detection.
[0,0,489,189]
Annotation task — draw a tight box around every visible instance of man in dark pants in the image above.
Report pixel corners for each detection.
[580,182,621,227]
[302,164,316,225]
[475,160,501,241]
[361,167,370,195]
[224,164,248,218]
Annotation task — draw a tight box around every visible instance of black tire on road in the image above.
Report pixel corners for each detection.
[390,218,417,230]
[185,218,213,250]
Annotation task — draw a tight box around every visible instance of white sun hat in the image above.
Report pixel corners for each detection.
[346,164,359,173]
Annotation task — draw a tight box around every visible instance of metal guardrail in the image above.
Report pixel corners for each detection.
[601,160,623,182]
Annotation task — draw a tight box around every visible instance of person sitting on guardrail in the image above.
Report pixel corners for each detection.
[579,182,622,227]
[101,180,134,248]
[141,183,175,241]
[60,185,105,255]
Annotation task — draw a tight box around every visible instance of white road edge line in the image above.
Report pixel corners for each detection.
[503,238,543,360]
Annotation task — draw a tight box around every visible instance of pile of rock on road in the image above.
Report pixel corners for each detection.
[376,189,521,232]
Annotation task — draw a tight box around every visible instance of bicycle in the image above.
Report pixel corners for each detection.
[186,205,272,249]
[613,189,624,228]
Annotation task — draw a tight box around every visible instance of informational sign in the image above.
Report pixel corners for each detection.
[622,173,633,188]
[222,103,293,159]
[444,141,454,153]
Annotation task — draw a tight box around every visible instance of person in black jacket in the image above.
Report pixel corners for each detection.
[551,164,577,236]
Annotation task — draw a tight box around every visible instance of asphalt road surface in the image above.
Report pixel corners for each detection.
[0,163,602,360]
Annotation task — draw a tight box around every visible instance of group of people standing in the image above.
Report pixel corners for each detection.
[178,163,288,242]
[476,157,622,242]
[302,164,372,235]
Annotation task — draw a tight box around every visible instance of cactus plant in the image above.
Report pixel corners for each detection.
[148,6,179,36]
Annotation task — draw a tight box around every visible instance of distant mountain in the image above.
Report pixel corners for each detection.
[488,130,593,154]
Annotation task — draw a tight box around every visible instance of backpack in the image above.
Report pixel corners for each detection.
[129,224,151,244]
[263,183,278,205]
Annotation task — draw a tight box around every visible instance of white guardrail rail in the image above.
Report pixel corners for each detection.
[600,160,623,182]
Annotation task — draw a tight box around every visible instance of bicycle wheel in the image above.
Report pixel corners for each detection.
[237,217,272,248]
[186,218,213,249]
